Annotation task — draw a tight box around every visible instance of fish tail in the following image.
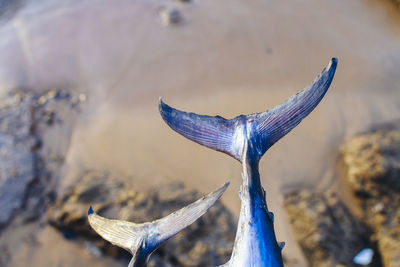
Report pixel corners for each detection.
[159,58,338,161]
[88,182,229,265]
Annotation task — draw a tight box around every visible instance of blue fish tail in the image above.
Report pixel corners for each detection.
[159,58,337,162]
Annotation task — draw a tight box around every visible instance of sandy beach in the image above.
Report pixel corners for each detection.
[0,0,399,265]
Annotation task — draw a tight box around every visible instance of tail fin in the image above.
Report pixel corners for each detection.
[88,182,229,266]
[159,58,337,161]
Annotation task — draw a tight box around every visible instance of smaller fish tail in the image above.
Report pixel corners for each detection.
[88,182,229,266]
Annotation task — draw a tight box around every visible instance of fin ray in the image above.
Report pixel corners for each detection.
[88,211,144,253]
[159,100,240,160]
[152,182,230,244]
[253,58,337,157]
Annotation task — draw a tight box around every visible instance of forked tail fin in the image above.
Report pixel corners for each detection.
[88,182,229,267]
[159,58,337,161]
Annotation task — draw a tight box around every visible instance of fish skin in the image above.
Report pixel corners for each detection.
[159,58,338,266]
[219,128,283,266]
[87,182,229,267]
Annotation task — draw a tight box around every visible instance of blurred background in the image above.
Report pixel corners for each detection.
[0,0,399,266]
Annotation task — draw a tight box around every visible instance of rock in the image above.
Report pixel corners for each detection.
[342,129,400,267]
[0,88,84,267]
[283,190,372,267]
[353,248,374,265]
[18,89,83,223]
[0,133,34,226]
[341,130,400,201]
[0,89,84,226]
[47,171,236,266]
[160,7,182,25]
[377,210,400,266]
[0,93,36,226]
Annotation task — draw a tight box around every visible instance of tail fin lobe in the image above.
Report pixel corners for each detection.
[153,181,230,244]
[159,99,241,160]
[252,58,337,157]
[88,209,143,253]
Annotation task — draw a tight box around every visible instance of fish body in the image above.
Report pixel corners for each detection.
[223,152,283,267]
[222,145,283,267]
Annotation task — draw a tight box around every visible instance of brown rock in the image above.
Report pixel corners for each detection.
[342,129,400,266]
[284,190,371,267]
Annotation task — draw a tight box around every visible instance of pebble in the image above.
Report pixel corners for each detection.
[353,248,373,265]
[160,7,182,26]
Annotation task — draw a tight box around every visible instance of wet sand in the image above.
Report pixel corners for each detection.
[0,0,400,265]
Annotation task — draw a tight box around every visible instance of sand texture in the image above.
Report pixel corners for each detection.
[0,0,399,266]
